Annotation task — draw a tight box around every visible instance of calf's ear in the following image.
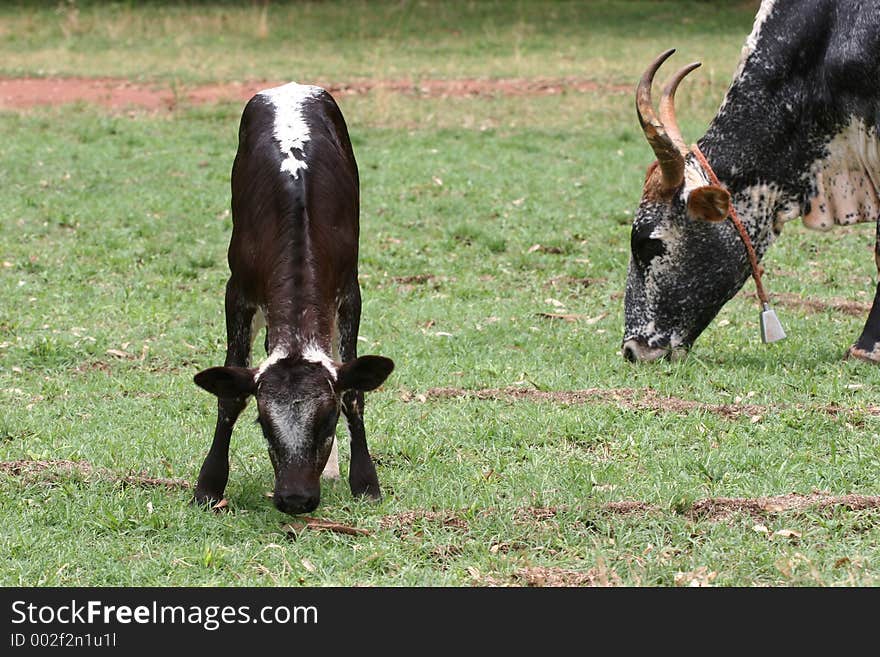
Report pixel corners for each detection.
[335,356,395,393]
[194,366,257,398]
[687,185,731,222]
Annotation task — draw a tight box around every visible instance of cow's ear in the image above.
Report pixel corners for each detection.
[194,366,257,398]
[687,185,731,222]
[335,356,395,393]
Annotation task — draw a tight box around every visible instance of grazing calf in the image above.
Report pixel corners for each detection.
[193,82,394,515]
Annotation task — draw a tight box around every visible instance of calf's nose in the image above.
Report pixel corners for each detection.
[274,491,320,515]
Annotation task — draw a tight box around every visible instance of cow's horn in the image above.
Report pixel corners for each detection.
[659,62,701,156]
[636,49,685,190]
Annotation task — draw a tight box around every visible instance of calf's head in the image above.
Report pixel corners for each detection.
[623,50,750,363]
[194,353,394,514]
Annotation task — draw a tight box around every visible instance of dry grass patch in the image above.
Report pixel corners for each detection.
[0,459,191,489]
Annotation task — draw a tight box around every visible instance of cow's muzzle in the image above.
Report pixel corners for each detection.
[622,338,688,363]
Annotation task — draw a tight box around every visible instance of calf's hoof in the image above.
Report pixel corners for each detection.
[191,490,225,510]
[845,345,880,363]
[350,479,382,502]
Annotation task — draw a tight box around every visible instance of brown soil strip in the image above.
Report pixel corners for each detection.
[545,275,607,288]
[423,385,769,419]
[386,495,880,535]
[771,292,870,318]
[0,76,628,112]
[5,460,877,526]
[514,506,559,522]
[392,274,435,285]
[601,500,656,515]
[686,493,880,520]
[0,459,191,489]
[527,495,880,522]
[421,385,880,419]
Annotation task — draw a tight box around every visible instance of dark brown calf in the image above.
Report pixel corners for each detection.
[193,83,394,515]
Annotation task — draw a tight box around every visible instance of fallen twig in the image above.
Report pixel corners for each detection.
[282,517,371,537]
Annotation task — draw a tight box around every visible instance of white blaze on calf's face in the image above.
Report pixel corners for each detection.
[254,345,340,474]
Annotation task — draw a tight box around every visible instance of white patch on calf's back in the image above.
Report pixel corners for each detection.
[258,82,324,180]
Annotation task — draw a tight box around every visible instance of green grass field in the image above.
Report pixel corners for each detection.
[1,0,878,586]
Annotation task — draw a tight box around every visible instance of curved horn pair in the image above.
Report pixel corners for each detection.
[636,49,701,190]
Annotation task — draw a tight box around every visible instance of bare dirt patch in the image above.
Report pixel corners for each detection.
[0,77,177,111]
[0,76,628,112]
[423,385,769,419]
[735,289,871,317]
[380,495,880,545]
[545,275,606,289]
[6,460,876,527]
[771,292,870,317]
[391,274,436,285]
[514,506,559,523]
[508,565,621,587]
[514,495,880,522]
[379,509,470,533]
[687,492,880,521]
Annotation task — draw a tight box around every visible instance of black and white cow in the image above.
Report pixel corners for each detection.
[193,82,394,515]
[622,0,880,362]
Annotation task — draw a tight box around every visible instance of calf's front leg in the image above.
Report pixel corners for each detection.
[193,283,255,506]
[193,397,248,506]
[338,283,381,500]
[342,389,381,500]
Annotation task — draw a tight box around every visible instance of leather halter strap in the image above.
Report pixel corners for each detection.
[690,144,770,306]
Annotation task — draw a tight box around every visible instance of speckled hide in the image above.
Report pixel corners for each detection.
[623,0,880,363]
[802,120,880,233]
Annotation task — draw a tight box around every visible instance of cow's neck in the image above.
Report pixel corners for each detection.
[700,109,880,260]
[266,305,336,361]
[263,229,338,362]
[692,0,880,262]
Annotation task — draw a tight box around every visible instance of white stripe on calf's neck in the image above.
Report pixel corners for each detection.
[256,347,288,381]
[302,343,337,380]
[255,344,337,381]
